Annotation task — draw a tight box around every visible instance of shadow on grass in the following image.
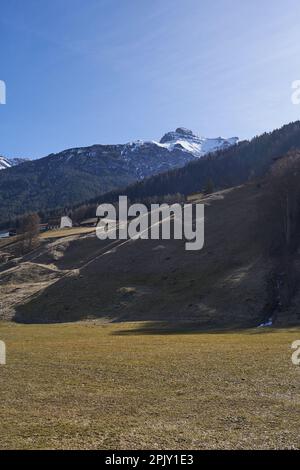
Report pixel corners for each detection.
[110,321,288,336]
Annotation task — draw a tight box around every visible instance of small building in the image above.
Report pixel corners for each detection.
[60,216,73,229]
[48,218,60,230]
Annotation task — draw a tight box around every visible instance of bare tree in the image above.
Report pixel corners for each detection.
[19,213,40,253]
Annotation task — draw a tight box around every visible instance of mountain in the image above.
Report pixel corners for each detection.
[158,127,238,156]
[117,129,237,177]
[0,129,237,225]
[0,156,29,170]
[93,121,300,205]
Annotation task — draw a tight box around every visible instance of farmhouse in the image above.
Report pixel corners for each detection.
[60,216,73,229]
[48,218,60,230]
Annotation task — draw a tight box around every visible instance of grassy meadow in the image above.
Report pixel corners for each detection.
[0,322,299,450]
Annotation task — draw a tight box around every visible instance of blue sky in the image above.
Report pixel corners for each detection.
[1,0,300,158]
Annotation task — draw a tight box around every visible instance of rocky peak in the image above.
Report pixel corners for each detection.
[160,128,202,144]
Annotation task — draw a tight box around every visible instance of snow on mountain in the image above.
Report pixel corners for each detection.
[0,156,12,170]
[0,128,237,176]
[158,127,239,157]
[0,156,29,170]
[115,128,238,179]
[121,128,238,160]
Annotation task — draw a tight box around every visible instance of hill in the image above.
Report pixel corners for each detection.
[0,178,298,328]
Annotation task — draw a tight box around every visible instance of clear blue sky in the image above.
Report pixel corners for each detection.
[1,0,300,158]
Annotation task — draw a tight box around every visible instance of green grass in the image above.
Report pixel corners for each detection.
[0,322,299,449]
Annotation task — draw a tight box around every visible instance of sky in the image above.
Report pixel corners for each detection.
[1,0,300,158]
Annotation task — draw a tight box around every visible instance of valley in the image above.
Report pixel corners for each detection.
[2,0,300,453]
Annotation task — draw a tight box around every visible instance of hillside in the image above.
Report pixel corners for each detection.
[0,129,236,225]
[0,180,298,327]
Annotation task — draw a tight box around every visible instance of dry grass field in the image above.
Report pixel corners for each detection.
[40,226,95,239]
[0,321,299,450]
[0,235,20,249]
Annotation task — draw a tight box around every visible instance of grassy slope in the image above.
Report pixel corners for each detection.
[0,321,299,450]
[2,182,299,326]
[13,183,271,326]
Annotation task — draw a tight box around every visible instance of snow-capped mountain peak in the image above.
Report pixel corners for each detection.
[160,127,200,144]
[158,128,238,157]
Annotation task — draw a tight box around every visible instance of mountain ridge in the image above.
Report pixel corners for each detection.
[81,121,300,208]
[0,128,237,224]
